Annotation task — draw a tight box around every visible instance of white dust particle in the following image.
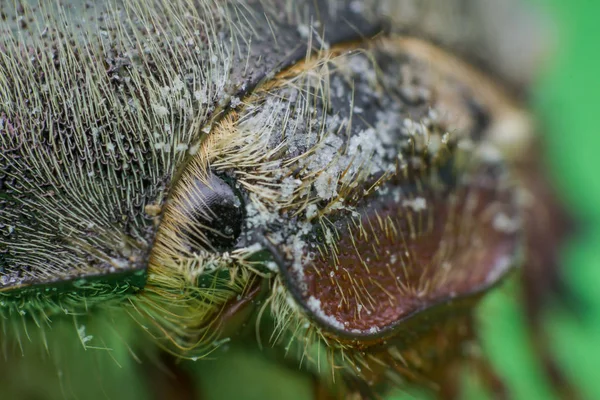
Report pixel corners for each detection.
[281,177,301,199]
[297,24,310,39]
[265,261,279,273]
[307,296,345,330]
[188,143,201,155]
[368,326,379,334]
[77,325,93,345]
[194,90,208,103]
[110,258,129,269]
[403,197,427,212]
[492,213,520,234]
[152,104,169,117]
[175,143,189,152]
[305,204,318,219]
[314,172,338,200]
[478,143,503,163]
[230,97,242,108]
[171,75,185,92]
[350,1,363,13]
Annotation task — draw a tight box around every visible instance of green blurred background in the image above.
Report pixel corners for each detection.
[454,0,600,399]
[480,0,600,398]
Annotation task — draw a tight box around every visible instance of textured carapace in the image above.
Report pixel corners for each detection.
[0,0,548,397]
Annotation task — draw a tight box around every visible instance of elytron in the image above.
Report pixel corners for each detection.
[0,0,566,399]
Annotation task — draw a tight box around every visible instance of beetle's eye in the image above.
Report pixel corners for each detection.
[171,171,243,252]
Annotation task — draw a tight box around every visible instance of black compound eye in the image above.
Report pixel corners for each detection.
[176,172,243,252]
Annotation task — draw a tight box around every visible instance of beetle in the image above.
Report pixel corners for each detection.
[0,0,569,399]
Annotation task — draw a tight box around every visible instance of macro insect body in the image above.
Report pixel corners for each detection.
[0,0,562,399]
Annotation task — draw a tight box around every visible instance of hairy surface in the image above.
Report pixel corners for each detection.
[0,0,548,398]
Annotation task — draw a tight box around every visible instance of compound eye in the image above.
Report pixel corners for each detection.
[163,171,244,253]
[180,173,243,251]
